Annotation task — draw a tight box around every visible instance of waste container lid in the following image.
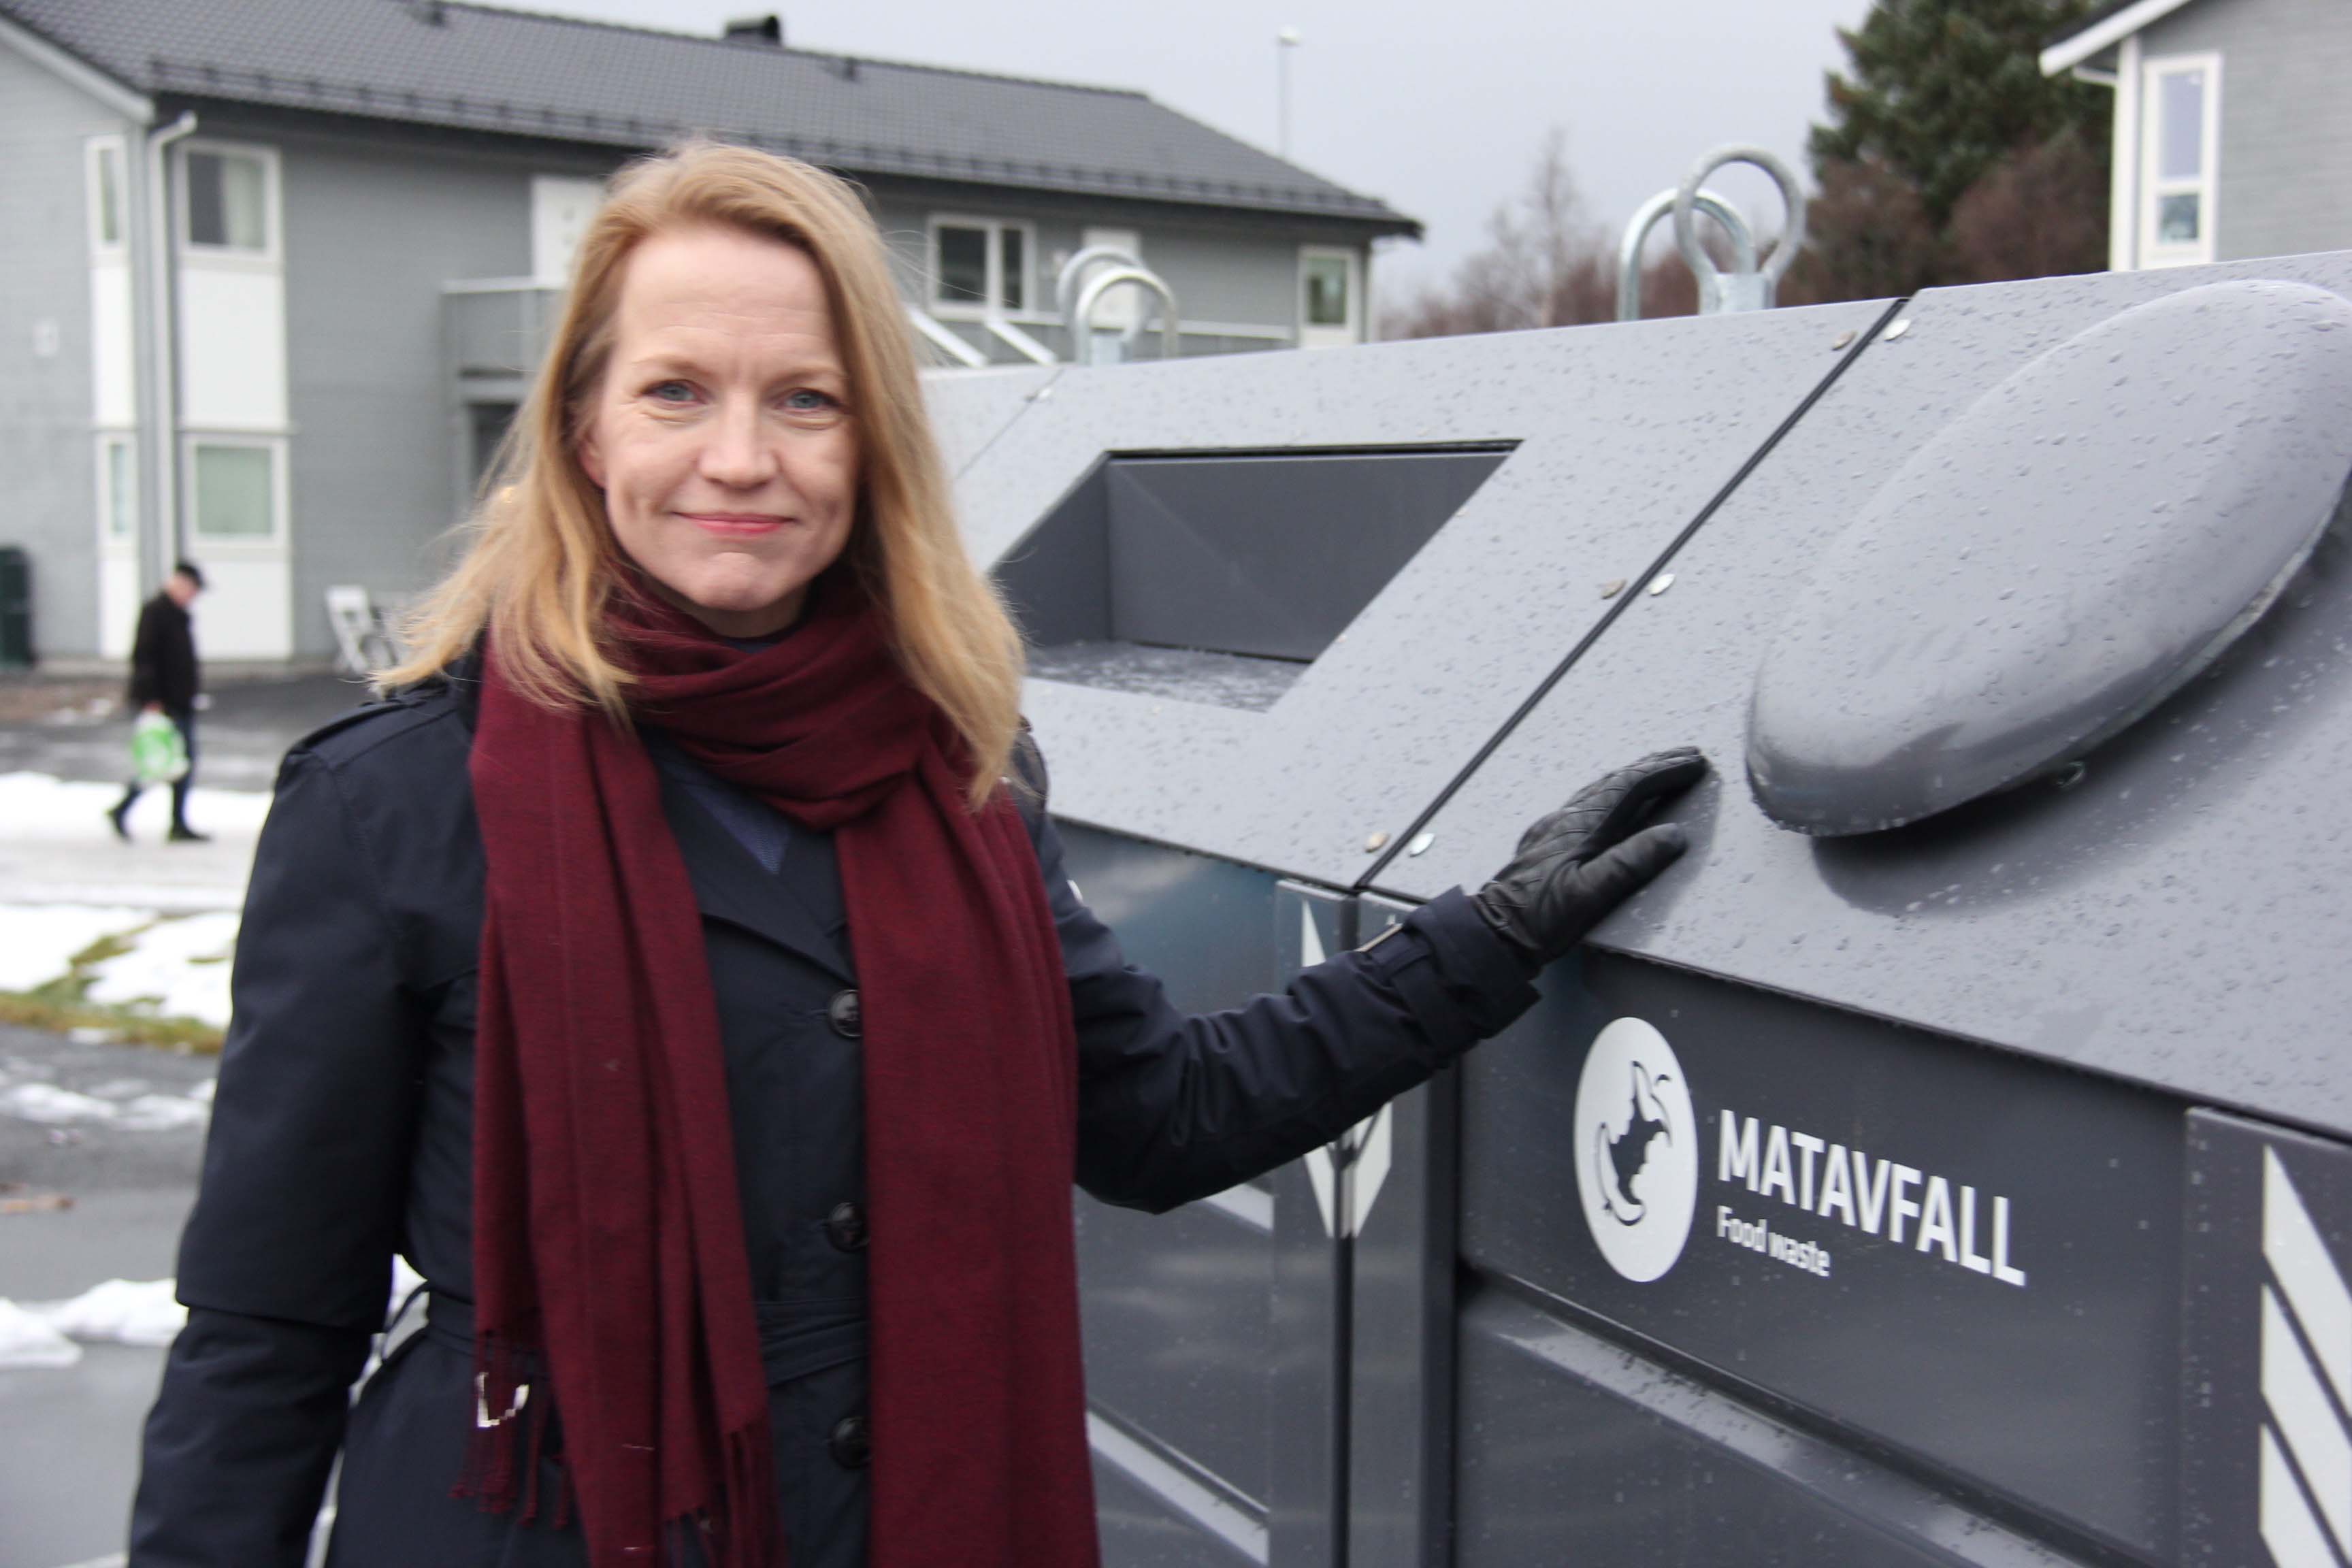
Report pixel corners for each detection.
[1748,279,2352,835]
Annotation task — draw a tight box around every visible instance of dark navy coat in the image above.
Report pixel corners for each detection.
[129,675,1535,1567]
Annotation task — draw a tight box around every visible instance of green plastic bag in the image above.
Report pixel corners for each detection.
[131,711,189,786]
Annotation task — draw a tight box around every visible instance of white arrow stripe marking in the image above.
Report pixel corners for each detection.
[2264,1283,2352,1558]
[2264,1423,2342,1568]
[2270,1148,2352,1414]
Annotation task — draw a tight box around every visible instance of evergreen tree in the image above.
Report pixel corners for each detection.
[1810,0,2111,226]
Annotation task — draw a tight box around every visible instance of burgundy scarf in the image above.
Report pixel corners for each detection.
[463,583,1098,1566]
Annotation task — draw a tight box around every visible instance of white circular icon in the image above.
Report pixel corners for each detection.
[1573,1017,1699,1283]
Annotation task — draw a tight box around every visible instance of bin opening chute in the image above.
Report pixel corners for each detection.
[996,446,1509,710]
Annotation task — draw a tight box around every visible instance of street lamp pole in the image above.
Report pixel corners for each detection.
[1277,26,1302,158]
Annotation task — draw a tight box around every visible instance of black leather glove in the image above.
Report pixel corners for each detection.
[1471,747,1709,969]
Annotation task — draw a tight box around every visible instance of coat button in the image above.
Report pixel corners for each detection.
[826,989,862,1039]
[828,1414,870,1469]
[824,1200,868,1252]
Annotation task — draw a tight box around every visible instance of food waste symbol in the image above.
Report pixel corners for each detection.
[1595,1060,1676,1227]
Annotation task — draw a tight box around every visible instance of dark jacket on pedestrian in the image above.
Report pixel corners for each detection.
[126,593,199,716]
[129,672,1536,1568]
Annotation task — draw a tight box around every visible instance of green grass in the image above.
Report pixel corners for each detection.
[0,926,225,1054]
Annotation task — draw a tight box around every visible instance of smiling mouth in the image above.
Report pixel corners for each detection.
[679,511,791,536]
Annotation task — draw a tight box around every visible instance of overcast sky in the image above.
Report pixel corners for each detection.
[485,1,1874,303]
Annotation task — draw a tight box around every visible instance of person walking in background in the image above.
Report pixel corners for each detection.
[109,561,208,844]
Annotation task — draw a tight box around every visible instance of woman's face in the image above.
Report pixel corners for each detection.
[578,224,859,638]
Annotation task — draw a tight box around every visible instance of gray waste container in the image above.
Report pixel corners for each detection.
[927,252,2352,1568]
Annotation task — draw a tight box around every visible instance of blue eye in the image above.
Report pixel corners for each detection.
[783,389,839,412]
[647,380,696,404]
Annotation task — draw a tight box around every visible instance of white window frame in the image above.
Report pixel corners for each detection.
[531,174,607,287]
[928,215,1037,318]
[182,434,289,547]
[2139,51,2221,269]
[95,431,138,546]
[1296,245,1362,348]
[176,139,282,263]
[85,135,129,259]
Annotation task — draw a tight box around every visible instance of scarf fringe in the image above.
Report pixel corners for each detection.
[453,1330,542,1516]
[710,1420,779,1568]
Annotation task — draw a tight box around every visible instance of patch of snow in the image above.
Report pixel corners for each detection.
[0,1080,212,1132]
[1,1082,122,1126]
[116,1094,212,1131]
[0,1298,82,1369]
[68,1025,125,1044]
[35,1277,186,1347]
[0,771,272,843]
[82,911,240,1026]
[0,904,154,992]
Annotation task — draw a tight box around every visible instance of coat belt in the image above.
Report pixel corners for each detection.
[423,1289,868,1388]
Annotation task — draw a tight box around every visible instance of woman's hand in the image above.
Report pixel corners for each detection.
[1471,748,1709,968]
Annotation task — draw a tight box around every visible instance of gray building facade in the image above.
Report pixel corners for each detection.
[0,0,1416,666]
[2044,0,2352,272]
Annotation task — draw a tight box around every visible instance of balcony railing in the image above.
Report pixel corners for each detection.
[444,276,1301,391]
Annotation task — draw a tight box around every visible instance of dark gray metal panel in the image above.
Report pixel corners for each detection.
[1454,1285,2089,1568]
[1075,1196,1277,1512]
[2181,1109,2352,1567]
[918,365,1058,478]
[1061,823,1284,1522]
[960,300,1891,886]
[1458,951,2181,1558]
[1347,896,1456,1568]
[1386,252,2352,1141]
[1267,883,1350,1568]
[997,461,1113,648]
[1091,1440,1266,1568]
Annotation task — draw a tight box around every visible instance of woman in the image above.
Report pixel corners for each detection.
[130,143,1703,1568]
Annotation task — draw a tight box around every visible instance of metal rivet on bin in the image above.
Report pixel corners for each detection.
[1647,573,1676,596]
[1406,832,1435,857]
[1364,830,1390,853]
[1883,317,1911,341]
[1599,578,1626,600]
[1833,329,1857,350]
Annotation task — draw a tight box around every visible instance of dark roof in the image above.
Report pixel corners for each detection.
[1,0,1416,232]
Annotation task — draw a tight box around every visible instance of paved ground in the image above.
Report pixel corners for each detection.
[0,676,357,1568]
[0,1024,212,1568]
[0,672,369,794]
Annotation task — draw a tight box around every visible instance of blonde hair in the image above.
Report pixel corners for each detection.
[384,141,1024,806]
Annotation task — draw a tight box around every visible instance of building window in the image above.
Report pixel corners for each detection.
[1296,246,1362,349]
[1303,255,1350,328]
[932,218,1033,313]
[97,435,137,541]
[87,138,127,254]
[532,175,606,285]
[185,148,271,252]
[190,441,279,540]
[2141,54,2220,267]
